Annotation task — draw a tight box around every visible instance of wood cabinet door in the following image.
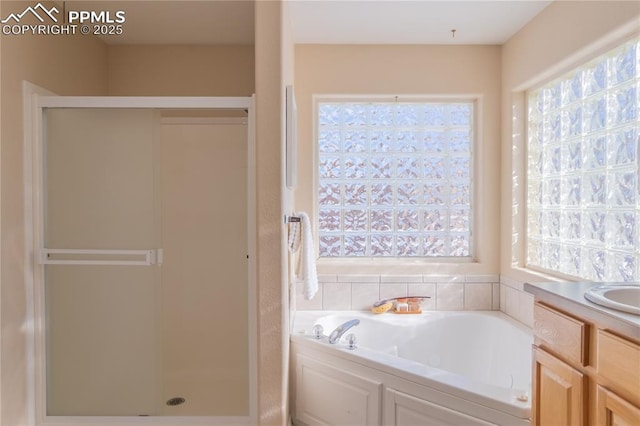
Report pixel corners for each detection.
[597,385,640,426]
[532,346,586,426]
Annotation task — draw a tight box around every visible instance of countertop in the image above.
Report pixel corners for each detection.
[524,281,640,341]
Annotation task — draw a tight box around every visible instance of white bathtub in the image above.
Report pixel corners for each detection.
[291,311,532,426]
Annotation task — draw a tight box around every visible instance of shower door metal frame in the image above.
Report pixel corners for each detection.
[24,87,257,426]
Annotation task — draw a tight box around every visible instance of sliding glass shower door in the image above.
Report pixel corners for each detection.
[42,107,249,417]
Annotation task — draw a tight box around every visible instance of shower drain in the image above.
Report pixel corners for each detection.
[166,397,186,406]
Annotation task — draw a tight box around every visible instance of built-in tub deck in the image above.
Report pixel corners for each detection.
[291,310,532,426]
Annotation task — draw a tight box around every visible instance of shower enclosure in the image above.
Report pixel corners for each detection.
[26,93,256,425]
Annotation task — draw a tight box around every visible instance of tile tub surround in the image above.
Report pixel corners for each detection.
[295,274,501,312]
[500,276,534,328]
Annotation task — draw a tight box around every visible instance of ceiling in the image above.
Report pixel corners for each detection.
[61,0,551,46]
[289,1,552,45]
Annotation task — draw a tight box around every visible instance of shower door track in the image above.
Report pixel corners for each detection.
[23,85,257,426]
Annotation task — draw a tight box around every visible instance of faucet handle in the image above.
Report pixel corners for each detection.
[312,324,324,340]
[346,333,357,350]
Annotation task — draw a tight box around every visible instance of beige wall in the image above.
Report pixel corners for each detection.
[294,44,502,275]
[107,45,254,96]
[500,1,640,285]
[0,1,108,423]
[255,0,290,424]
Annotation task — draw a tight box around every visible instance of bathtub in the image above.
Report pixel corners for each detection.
[291,311,532,426]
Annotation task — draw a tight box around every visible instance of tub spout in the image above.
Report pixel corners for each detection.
[328,319,360,344]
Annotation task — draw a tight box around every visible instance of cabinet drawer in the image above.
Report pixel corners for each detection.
[597,330,640,403]
[533,302,588,366]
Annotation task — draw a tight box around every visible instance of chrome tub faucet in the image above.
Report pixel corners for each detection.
[328,319,360,344]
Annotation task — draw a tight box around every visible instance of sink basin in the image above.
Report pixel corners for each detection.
[584,285,640,315]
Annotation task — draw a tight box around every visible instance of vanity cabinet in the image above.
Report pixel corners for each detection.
[530,300,640,426]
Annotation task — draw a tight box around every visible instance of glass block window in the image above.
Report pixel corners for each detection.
[527,38,639,281]
[317,101,474,257]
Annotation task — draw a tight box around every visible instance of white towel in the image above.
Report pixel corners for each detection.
[295,212,318,300]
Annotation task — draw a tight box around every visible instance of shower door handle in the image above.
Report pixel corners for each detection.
[38,248,163,266]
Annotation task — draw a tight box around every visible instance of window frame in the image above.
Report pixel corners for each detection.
[312,94,481,262]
